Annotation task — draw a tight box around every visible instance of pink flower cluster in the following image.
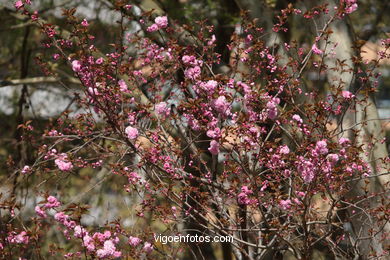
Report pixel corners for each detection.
[195,80,218,94]
[279,199,292,210]
[297,156,316,183]
[342,0,358,14]
[118,79,128,92]
[311,43,323,55]
[238,186,255,205]
[184,66,201,80]
[341,90,354,99]
[213,96,231,117]
[208,140,220,155]
[54,211,76,230]
[128,236,153,253]
[128,236,142,246]
[292,114,303,124]
[36,197,122,259]
[206,127,221,139]
[21,165,31,174]
[46,195,61,208]
[266,97,280,120]
[182,55,203,80]
[14,0,31,10]
[147,16,168,32]
[155,102,171,117]
[71,60,82,72]
[55,153,73,171]
[35,196,61,218]
[125,126,139,140]
[313,140,329,156]
[74,227,122,258]
[7,231,29,245]
[81,19,89,27]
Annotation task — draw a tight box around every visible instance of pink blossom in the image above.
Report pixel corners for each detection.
[147,24,159,32]
[208,140,220,155]
[74,225,86,238]
[21,165,31,174]
[327,153,339,164]
[155,102,170,117]
[125,126,139,140]
[207,34,216,46]
[346,3,358,13]
[83,235,95,252]
[128,236,142,246]
[96,240,121,258]
[315,140,328,155]
[213,96,231,115]
[182,55,197,66]
[279,145,290,154]
[81,19,89,27]
[292,114,303,124]
[344,0,358,13]
[311,44,323,55]
[96,57,104,64]
[35,206,47,218]
[339,137,350,145]
[93,231,111,242]
[54,212,69,223]
[15,0,23,9]
[118,79,128,92]
[266,100,278,120]
[279,199,292,210]
[55,154,73,171]
[341,90,354,99]
[71,60,82,72]
[297,157,315,183]
[143,242,153,253]
[206,128,221,139]
[237,186,253,205]
[31,10,38,21]
[8,231,29,244]
[128,171,141,184]
[45,196,60,208]
[237,81,251,94]
[155,16,168,28]
[184,66,201,80]
[53,54,60,60]
[201,80,218,92]
[88,87,99,96]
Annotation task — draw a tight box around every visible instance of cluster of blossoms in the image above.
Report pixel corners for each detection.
[237,186,256,205]
[118,79,129,93]
[155,102,171,117]
[265,97,280,120]
[312,43,323,55]
[6,231,29,245]
[33,195,155,258]
[147,16,168,32]
[125,126,139,140]
[35,195,61,218]
[342,0,358,14]
[182,55,203,80]
[14,0,31,10]
[295,137,370,184]
[54,153,73,172]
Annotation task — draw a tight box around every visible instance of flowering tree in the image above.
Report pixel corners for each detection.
[1,0,389,259]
